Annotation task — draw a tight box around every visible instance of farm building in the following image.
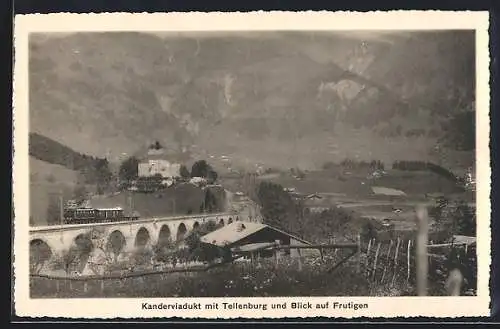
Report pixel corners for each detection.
[452,235,476,246]
[200,221,320,259]
[299,193,337,213]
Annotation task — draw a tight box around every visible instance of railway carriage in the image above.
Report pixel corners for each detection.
[63,207,139,224]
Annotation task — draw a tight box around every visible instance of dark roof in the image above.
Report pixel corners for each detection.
[85,198,138,217]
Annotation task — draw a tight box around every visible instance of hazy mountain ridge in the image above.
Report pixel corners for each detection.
[29,31,474,169]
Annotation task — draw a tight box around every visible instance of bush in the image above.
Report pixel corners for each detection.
[450,201,476,236]
[299,206,366,243]
[153,221,225,265]
[256,181,300,232]
[119,156,139,183]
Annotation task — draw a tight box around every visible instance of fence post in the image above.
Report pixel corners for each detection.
[84,281,88,293]
[406,240,411,282]
[415,205,429,296]
[356,234,361,274]
[274,240,281,266]
[333,236,338,258]
[392,237,401,286]
[381,239,393,284]
[372,242,381,281]
[394,237,401,265]
[366,238,373,275]
[297,248,303,271]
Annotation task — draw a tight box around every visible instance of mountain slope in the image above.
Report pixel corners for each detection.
[29,31,475,170]
[29,156,81,226]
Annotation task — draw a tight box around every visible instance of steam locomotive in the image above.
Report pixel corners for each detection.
[63,206,140,225]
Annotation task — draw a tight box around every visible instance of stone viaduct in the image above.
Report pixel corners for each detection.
[29,212,240,260]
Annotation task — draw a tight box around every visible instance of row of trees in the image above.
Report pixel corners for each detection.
[376,125,440,139]
[323,159,386,171]
[322,158,461,184]
[392,161,460,183]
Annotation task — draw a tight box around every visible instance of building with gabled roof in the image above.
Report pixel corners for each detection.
[200,221,319,258]
[137,143,188,179]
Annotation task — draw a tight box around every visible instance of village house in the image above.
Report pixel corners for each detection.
[296,193,335,214]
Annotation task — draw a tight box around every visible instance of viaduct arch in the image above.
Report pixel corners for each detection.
[29,213,240,268]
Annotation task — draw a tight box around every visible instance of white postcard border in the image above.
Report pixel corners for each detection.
[13,11,491,318]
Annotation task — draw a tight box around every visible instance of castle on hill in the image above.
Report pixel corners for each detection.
[137,141,183,180]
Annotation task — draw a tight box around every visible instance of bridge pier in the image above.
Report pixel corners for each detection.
[29,213,240,259]
[123,236,137,253]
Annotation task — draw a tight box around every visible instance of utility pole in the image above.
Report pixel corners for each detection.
[127,193,134,217]
[59,189,64,225]
[59,189,64,242]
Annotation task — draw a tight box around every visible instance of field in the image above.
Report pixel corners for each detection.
[265,168,463,197]
[222,165,471,234]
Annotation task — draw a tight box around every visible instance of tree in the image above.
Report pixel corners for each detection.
[150,140,163,150]
[453,201,476,236]
[202,188,223,213]
[191,160,218,183]
[361,221,378,242]
[180,165,190,179]
[256,182,299,232]
[94,158,113,194]
[119,156,139,182]
[207,168,218,184]
[183,226,224,263]
[191,160,210,178]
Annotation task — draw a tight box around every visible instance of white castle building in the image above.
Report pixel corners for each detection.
[138,147,181,179]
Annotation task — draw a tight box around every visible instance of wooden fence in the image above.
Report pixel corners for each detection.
[30,242,362,297]
[359,204,477,296]
[361,237,475,292]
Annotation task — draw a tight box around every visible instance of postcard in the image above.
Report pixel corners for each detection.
[13,11,491,318]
